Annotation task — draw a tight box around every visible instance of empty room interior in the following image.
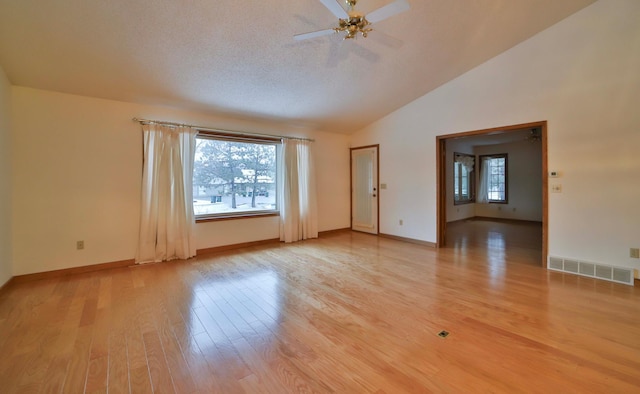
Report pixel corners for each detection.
[1,0,639,392]
[443,127,544,266]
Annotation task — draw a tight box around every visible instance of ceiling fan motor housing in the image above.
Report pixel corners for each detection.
[336,11,371,39]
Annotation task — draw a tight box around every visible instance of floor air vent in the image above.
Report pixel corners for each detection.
[548,257,634,286]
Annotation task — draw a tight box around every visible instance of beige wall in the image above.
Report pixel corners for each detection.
[0,65,12,286]
[11,88,350,275]
[352,0,640,270]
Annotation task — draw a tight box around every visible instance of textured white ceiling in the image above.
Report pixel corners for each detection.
[0,0,596,133]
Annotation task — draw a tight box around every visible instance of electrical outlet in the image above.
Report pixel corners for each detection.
[631,248,640,259]
[77,240,84,250]
[551,184,562,193]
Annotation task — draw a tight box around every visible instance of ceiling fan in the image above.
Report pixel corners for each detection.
[294,0,410,41]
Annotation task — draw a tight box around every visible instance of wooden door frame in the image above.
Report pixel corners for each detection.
[436,121,548,266]
[350,144,380,234]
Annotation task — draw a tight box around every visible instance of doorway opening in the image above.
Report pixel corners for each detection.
[436,121,548,266]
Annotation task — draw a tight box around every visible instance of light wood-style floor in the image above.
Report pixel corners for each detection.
[445,218,543,266]
[1,226,639,393]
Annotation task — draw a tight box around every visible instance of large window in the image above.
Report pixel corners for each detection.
[193,132,279,219]
[453,153,475,204]
[479,154,508,203]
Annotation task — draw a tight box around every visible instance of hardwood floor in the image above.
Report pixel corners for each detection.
[445,218,543,265]
[1,230,639,393]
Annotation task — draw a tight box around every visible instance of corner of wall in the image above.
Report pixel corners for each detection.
[0,64,13,286]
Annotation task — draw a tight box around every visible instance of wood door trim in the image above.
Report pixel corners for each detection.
[436,137,447,246]
[350,145,380,235]
[436,121,548,267]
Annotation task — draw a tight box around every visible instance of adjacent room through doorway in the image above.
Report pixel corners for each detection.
[437,121,548,266]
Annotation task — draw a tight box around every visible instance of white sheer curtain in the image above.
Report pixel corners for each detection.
[136,124,198,264]
[477,156,489,203]
[279,139,318,243]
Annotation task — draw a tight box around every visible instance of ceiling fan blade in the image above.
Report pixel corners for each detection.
[294,28,336,41]
[366,0,410,24]
[319,0,349,19]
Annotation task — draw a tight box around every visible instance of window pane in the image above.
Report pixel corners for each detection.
[483,154,507,202]
[454,164,460,197]
[193,137,277,216]
[453,154,474,204]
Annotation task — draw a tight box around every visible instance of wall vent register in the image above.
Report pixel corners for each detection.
[548,256,634,286]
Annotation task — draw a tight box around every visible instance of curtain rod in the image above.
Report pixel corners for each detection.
[132,118,314,142]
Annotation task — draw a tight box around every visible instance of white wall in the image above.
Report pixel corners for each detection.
[0,65,12,286]
[352,0,640,270]
[474,140,542,222]
[11,87,350,275]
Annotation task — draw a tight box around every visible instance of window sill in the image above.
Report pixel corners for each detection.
[196,212,279,223]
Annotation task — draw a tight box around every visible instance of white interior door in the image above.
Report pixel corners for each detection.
[351,146,378,234]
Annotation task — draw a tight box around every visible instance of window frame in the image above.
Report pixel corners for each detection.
[479,153,508,204]
[453,152,475,205]
[193,130,281,222]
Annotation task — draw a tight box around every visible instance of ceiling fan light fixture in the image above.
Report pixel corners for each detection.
[334,14,372,39]
[294,0,409,42]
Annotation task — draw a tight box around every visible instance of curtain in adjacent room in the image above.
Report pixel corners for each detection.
[477,156,489,203]
[136,124,197,263]
[279,139,318,243]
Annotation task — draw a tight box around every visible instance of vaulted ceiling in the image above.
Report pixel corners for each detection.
[0,0,596,133]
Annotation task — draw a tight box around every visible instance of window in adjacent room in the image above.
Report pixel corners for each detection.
[479,154,508,203]
[193,132,279,219]
[453,152,475,205]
